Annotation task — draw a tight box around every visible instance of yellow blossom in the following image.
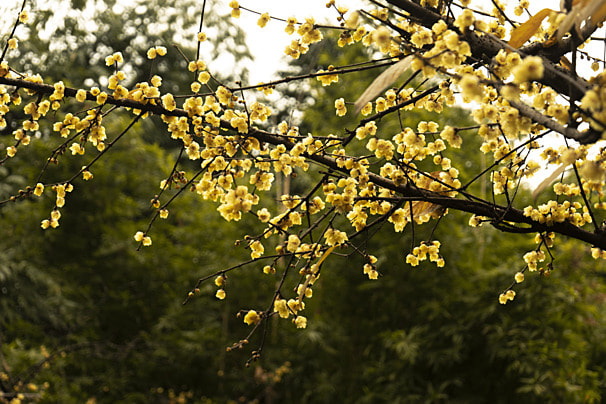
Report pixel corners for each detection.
[34,183,44,196]
[50,209,61,221]
[191,82,202,92]
[69,143,84,155]
[274,299,290,318]
[287,234,301,253]
[243,310,261,325]
[294,316,307,328]
[151,75,162,87]
[250,240,264,259]
[258,12,270,28]
[96,92,108,104]
[257,208,271,222]
[454,9,475,31]
[198,71,210,84]
[512,56,544,84]
[285,17,297,34]
[406,253,419,266]
[229,1,240,18]
[161,93,176,111]
[19,10,29,23]
[335,98,347,116]
[324,228,348,246]
[75,89,87,102]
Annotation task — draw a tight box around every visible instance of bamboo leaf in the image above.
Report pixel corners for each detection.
[532,163,567,201]
[354,56,412,114]
[297,245,336,303]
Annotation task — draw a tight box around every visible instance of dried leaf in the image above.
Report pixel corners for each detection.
[592,1,606,27]
[401,201,444,224]
[354,56,412,114]
[509,8,554,48]
[412,201,442,217]
[559,56,573,70]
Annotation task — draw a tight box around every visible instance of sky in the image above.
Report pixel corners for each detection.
[2,0,602,83]
[212,0,366,83]
[0,0,367,84]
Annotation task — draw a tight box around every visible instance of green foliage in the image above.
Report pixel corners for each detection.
[1,4,606,404]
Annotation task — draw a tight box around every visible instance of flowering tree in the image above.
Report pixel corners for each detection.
[2,0,606,362]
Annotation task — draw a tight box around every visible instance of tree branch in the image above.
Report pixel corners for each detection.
[383,0,595,129]
[2,75,604,249]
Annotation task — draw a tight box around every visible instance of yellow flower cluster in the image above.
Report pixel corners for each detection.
[317,66,339,86]
[405,241,444,267]
[523,249,546,271]
[104,51,123,66]
[535,232,555,247]
[285,16,297,35]
[284,17,323,59]
[216,185,259,221]
[591,248,606,260]
[511,56,544,84]
[323,178,358,214]
[439,126,462,148]
[389,207,413,232]
[38,183,73,226]
[134,231,152,246]
[363,263,379,279]
[146,46,167,59]
[52,183,74,208]
[52,109,106,152]
[214,275,226,299]
[272,295,308,328]
[523,200,591,226]
[324,228,348,246]
[581,75,606,131]
[499,290,516,304]
[405,20,472,77]
[40,209,61,229]
[229,1,240,18]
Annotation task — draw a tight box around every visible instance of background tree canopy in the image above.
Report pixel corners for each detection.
[1,0,606,402]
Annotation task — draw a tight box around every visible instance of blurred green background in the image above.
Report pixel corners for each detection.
[1,1,605,402]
